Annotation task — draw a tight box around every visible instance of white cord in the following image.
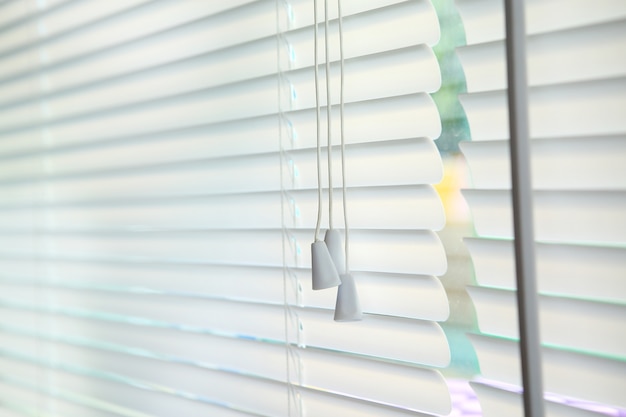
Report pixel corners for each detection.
[324,0,333,230]
[313,0,323,242]
[338,0,348,273]
[275,3,298,415]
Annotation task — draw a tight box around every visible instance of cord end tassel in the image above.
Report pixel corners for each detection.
[324,229,346,274]
[334,273,362,321]
[311,240,341,290]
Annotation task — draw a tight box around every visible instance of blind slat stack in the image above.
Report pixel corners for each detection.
[456,0,626,415]
[0,1,451,416]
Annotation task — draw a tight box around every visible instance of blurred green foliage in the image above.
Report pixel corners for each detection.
[431,0,470,155]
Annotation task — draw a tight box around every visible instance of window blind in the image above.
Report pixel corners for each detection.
[0,1,451,416]
[456,0,626,415]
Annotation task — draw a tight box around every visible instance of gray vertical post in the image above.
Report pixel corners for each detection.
[503,1,545,417]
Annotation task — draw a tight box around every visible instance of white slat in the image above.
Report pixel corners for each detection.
[460,136,626,190]
[468,286,626,358]
[465,238,626,304]
[471,382,608,417]
[470,335,626,409]
[462,189,626,244]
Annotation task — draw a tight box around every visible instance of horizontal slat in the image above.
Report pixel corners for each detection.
[457,20,626,92]
[0,1,438,107]
[0,0,438,91]
[0,46,440,133]
[0,0,251,56]
[459,136,626,190]
[0,92,440,160]
[299,350,450,415]
[464,238,626,304]
[0,338,286,417]
[0,310,449,415]
[0,53,437,140]
[0,138,444,206]
[0,360,263,417]
[0,289,451,368]
[471,382,610,417]
[0,228,447,276]
[0,185,444,231]
[0,39,434,119]
[0,0,71,30]
[0,284,450,367]
[463,189,626,244]
[0,309,290,382]
[468,286,626,357]
[0,257,448,321]
[0,0,154,56]
[0,370,442,417]
[469,335,626,408]
[459,77,626,141]
[0,377,140,417]
[0,93,441,159]
[0,328,450,415]
[1,0,425,57]
[0,0,266,81]
[0,357,433,417]
[299,388,438,417]
[0,0,435,65]
[456,0,626,45]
